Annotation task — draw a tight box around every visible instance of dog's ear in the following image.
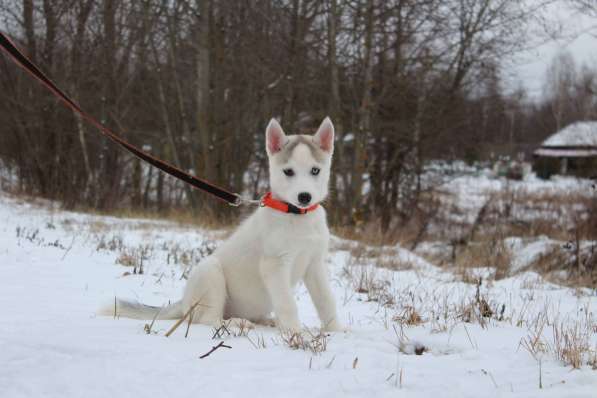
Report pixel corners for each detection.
[313,117,335,154]
[266,118,287,155]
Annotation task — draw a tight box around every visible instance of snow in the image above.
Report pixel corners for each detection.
[505,236,556,273]
[540,121,597,147]
[1,191,596,398]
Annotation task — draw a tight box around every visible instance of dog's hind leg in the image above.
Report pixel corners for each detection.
[182,256,226,326]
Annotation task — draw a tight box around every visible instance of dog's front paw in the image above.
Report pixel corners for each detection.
[322,320,348,333]
[255,317,277,328]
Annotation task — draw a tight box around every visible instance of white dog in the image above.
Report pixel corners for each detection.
[104,117,343,332]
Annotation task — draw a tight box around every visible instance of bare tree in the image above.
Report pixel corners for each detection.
[0,0,575,229]
[545,51,578,130]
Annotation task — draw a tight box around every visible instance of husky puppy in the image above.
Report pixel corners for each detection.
[105,117,343,332]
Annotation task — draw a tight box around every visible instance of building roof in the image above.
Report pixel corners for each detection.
[541,121,597,147]
[534,121,597,157]
[534,148,597,157]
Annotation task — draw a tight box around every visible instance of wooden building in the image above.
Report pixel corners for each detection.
[533,121,597,179]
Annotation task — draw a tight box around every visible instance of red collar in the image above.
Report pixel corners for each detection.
[261,192,320,215]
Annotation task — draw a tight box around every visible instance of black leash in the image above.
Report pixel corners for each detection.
[0,31,245,207]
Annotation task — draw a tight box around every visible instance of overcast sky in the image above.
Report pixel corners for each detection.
[506,2,597,100]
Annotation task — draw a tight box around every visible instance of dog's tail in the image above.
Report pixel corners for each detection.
[98,298,183,320]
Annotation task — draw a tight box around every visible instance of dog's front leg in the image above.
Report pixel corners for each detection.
[304,256,344,332]
[260,256,301,332]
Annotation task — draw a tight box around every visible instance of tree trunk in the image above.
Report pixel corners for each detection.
[196,0,213,213]
[71,0,95,196]
[98,0,120,209]
[327,0,345,223]
[154,57,199,212]
[23,0,36,62]
[352,0,375,223]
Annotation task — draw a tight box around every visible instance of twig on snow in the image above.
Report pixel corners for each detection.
[61,235,76,260]
[199,341,232,359]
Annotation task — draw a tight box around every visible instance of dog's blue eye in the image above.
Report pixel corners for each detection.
[283,168,295,177]
[311,167,320,176]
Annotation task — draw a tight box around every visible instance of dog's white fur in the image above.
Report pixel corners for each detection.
[104,117,342,332]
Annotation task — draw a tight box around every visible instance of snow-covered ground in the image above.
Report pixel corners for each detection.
[1,191,596,398]
[437,173,594,226]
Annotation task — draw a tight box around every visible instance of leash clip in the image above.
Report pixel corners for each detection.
[229,194,261,207]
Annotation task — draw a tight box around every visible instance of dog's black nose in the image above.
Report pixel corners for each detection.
[298,192,312,205]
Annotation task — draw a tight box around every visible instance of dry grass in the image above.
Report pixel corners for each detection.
[2,187,238,230]
[516,302,596,370]
[527,242,597,288]
[114,245,152,274]
[337,240,414,273]
[165,240,217,272]
[476,189,595,241]
[589,349,597,370]
[278,329,329,355]
[332,193,441,248]
[552,322,593,369]
[453,280,503,329]
[453,239,512,280]
[344,261,396,307]
[519,317,550,360]
[164,300,206,338]
[392,306,423,326]
[115,251,137,267]
[74,204,237,230]
[96,234,125,252]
